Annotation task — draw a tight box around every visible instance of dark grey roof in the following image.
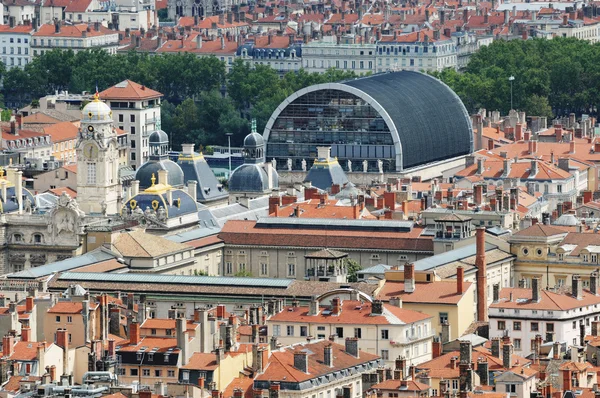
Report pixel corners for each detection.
[135,159,184,189]
[149,130,169,143]
[57,272,294,288]
[229,164,272,193]
[244,132,264,148]
[7,248,117,279]
[304,160,349,191]
[177,153,228,203]
[342,72,473,169]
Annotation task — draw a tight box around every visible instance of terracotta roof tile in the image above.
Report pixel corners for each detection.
[47,187,77,198]
[219,220,433,252]
[113,230,190,258]
[48,301,83,314]
[181,352,219,370]
[489,287,600,311]
[99,80,162,100]
[256,340,379,383]
[377,281,472,304]
[42,121,79,143]
[117,336,180,353]
[269,300,431,325]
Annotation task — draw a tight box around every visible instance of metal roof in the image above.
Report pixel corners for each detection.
[166,224,221,243]
[57,272,294,288]
[356,264,392,275]
[342,72,473,169]
[256,217,414,232]
[8,249,117,279]
[412,242,498,271]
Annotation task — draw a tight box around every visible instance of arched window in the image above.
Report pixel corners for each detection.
[12,233,23,243]
[33,233,43,244]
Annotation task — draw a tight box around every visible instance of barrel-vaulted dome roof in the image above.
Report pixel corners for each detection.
[263,71,473,171]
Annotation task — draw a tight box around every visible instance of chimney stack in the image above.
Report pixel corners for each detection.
[404,263,415,293]
[456,266,465,294]
[476,227,488,321]
[503,343,512,369]
[573,275,583,300]
[293,350,308,373]
[345,337,359,358]
[532,277,541,302]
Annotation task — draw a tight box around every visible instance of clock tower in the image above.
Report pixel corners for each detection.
[76,93,121,215]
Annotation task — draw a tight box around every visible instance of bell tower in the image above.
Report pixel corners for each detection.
[76,93,121,215]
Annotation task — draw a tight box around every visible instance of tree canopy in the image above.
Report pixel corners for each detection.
[432,37,600,118]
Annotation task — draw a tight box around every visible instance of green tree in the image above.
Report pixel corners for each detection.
[234,270,253,277]
[523,94,553,119]
[345,258,362,283]
[1,109,11,122]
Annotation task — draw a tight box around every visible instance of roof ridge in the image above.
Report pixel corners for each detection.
[128,231,152,257]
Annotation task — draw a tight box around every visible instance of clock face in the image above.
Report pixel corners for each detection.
[84,143,98,160]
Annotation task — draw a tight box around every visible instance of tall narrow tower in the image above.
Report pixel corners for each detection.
[76,93,121,215]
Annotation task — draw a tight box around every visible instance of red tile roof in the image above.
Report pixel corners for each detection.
[117,337,180,353]
[371,379,430,391]
[219,220,433,252]
[490,287,600,311]
[456,159,572,180]
[181,352,219,370]
[47,187,77,198]
[43,121,79,143]
[10,341,50,361]
[99,80,162,100]
[140,318,197,332]
[417,346,530,378]
[47,302,83,314]
[377,281,472,304]
[268,299,431,325]
[33,23,116,38]
[256,340,379,383]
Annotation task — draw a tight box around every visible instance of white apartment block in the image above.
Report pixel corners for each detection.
[4,1,35,25]
[99,80,162,169]
[376,30,457,72]
[0,25,33,69]
[489,274,600,356]
[266,289,434,367]
[31,22,120,56]
[302,35,376,74]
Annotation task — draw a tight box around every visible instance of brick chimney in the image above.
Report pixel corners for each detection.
[475,227,487,321]
[2,335,14,357]
[21,327,31,342]
[268,196,281,215]
[56,328,69,376]
[404,263,415,293]
[332,297,342,315]
[129,322,141,345]
[26,296,34,313]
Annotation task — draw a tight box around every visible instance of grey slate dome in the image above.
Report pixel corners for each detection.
[229,164,272,193]
[553,213,579,226]
[244,132,264,148]
[149,130,169,143]
[135,159,185,189]
[264,71,473,172]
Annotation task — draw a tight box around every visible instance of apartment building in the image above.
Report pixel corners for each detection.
[31,22,120,56]
[376,29,457,72]
[0,24,33,69]
[301,35,376,74]
[99,80,162,169]
[266,289,433,367]
[489,274,600,355]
